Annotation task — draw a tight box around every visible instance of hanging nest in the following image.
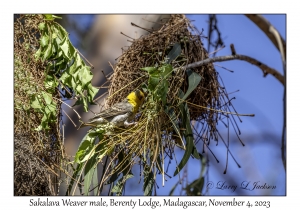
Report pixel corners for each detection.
[107,15,219,122]
[14,15,66,196]
[95,15,234,194]
[106,14,221,144]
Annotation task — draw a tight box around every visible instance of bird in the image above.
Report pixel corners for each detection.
[78,89,145,129]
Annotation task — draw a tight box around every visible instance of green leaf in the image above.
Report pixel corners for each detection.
[74,139,92,164]
[38,22,46,31]
[39,113,51,130]
[42,41,52,61]
[164,107,183,145]
[155,154,163,174]
[173,89,199,176]
[74,141,91,163]
[169,181,180,195]
[56,24,69,37]
[181,69,202,101]
[52,32,57,39]
[140,67,158,75]
[141,66,160,77]
[111,173,134,196]
[35,125,43,131]
[173,105,193,176]
[87,83,99,102]
[155,80,169,105]
[30,95,43,109]
[40,35,49,47]
[92,163,98,196]
[44,103,56,116]
[79,92,88,112]
[68,54,81,74]
[200,154,206,177]
[108,151,131,184]
[42,91,53,105]
[83,141,103,195]
[185,158,206,195]
[166,43,181,64]
[44,74,59,92]
[34,48,42,60]
[59,37,70,59]
[44,14,62,21]
[80,146,95,163]
[143,164,154,196]
[59,38,76,60]
[75,129,105,164]
[159,64,173,78]
[66,163,84,195]
[185,177,204,196]
[148,76,160,91]
[52,15,62,19]
[80,66,93,88]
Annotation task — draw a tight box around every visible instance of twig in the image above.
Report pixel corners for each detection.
[230,44,236,55]
[207,14,224,56]
[52,163,84,187]
[227,90,240,95]
[102,70,110,81]
[246,14,286,171]
[213,63,234,73]
[120,32,135,40]
[161,139,165,187]
[107,75,147,100]
[208,45,225,56]
[180,98,255,117]
[95,80,110,89]
[245,14,286,59]
[131,22,153,33]
[54,75,78,100]
[36,157,59,177]
[185,54,285,86]
[76,48,94,69]
[53,97,81,119]
[62,124,65,158]
[269,21,286,171]
[62,110,77,127]
[93,91,108,103]
[97,86,110,89]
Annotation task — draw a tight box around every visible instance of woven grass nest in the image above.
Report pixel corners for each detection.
[99,15,227,186]
[14,15,64,195]
[107,15,220,137]
[108,15,219,121]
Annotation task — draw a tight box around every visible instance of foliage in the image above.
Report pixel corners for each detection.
[14,14,65,195]
[68,43,206,196]
[14,14,99,196]
[142,43,202,177]
[33,14,98,130]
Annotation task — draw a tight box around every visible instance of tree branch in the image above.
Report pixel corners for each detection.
[245,14,286,171]
[245,14,286,60]
[186,54,285,86]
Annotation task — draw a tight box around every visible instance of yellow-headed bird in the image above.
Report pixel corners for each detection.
[79,89,145,129]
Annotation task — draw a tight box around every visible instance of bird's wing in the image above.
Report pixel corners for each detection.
[89,100,133,120]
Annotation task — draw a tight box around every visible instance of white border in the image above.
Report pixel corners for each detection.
[3,0,297,209]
